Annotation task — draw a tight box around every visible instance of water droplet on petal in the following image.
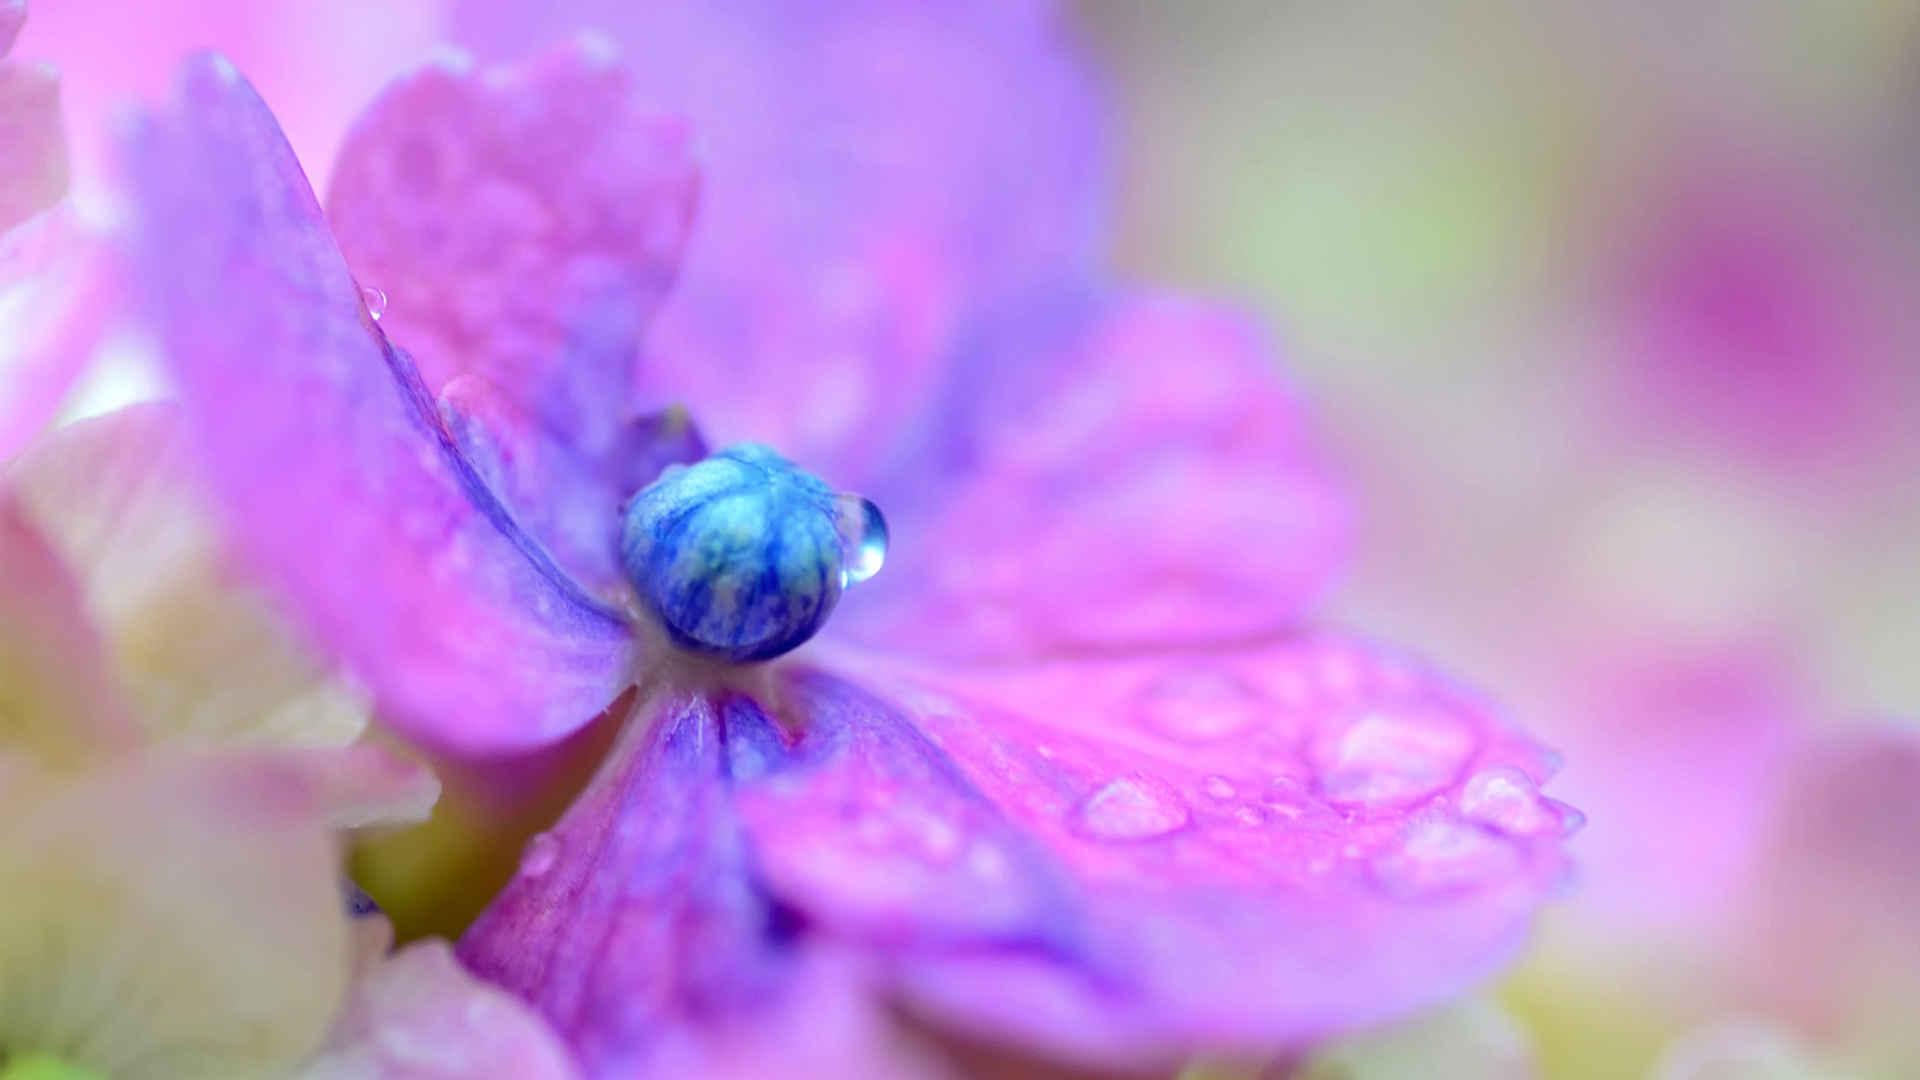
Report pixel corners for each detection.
[835,494,888,588]
[1459,766,1561,837]
[1135,668,1268,742]
[1312,707,1475,808]
[1234,806,1264,827]
[1554,801,1587,837]
[519,832,559,878]
[1371,821,1519,898]
[1202,775,1237,800]
[360,284,388,321]
[1072,775,1190,841]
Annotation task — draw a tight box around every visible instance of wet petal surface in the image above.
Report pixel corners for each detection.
[464,635,1573,1071]
[117,55,636,753]
[326,39,697,454]
[849,294,1349,660]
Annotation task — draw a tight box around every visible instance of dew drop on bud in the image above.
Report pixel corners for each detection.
[835,494,888,589]
[360,284,388,322]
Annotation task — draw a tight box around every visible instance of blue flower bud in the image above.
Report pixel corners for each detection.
[619,444,886,662]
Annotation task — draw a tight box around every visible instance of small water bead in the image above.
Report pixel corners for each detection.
[1072,776,1190,841]
[1370,821,1520,899]
[1202,775,1237,800]
[360,283,388,321]
[519,832,560,878]
[835,494,888,588]
[1311,707,1475,808]
[1458,766,1563,837]
[620,443,887,662]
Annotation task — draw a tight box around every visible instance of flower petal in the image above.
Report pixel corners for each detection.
[116,54,636,753]
[846,294,1349,660]
[459,694,969,1079]
[0,0,23,56]
[738,643,1570,1066]
[326,39,697,455]
[300,939,579,1080]
[439,375,706,599]
[0,205,109,463]
[449,0,1108,486]
[464,635,1573,1070]
[0,496,136,766]
[0,752,349,1078]
[0,51,68,232]
[1731,723,1920,1065]
[8,403,371,749]
[1298,998,1537,1080]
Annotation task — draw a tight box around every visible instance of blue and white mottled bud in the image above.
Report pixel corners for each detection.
[619,443,886,662]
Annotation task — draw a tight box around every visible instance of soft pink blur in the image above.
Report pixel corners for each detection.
[17,0,444,194]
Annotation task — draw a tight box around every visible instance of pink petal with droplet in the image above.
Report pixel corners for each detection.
[115,54,636,754]
[327,40,697,453]
[846,294,1349,659]
[451,0,1108,488]
[464,635,1573,1071]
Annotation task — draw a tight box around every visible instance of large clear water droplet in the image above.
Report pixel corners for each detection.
[1071,776,1190,841]
[360,284,388,322]
[835,494,888,589]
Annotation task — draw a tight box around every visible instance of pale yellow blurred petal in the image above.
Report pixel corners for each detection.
[1293,998,1535,1080]
[8,403,370,750]
[299,939,578,1080]
[0,497,136,766]
[0,752,350,1079]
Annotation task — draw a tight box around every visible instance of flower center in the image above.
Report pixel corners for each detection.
[618,443,887,662]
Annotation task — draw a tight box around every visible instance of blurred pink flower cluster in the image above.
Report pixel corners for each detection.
[0,1,1584,1078]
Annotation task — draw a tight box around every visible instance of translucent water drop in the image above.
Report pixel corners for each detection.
[1134,668,1267,743]
[1072,776,1190,841]
[360,284,388,321]
[519,832,559,878]
[1458,766,1558,837]
[1311,707,1474,808]
[1202,775,1237,800]
[1370,821,1519,898]
[835,494,888,589]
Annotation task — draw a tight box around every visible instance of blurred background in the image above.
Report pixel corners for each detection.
[20,1,1920,1076]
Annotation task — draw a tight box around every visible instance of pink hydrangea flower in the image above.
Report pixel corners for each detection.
[110,5,1578,1074]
